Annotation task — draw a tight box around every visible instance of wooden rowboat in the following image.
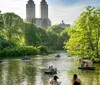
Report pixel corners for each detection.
[44,68,57,74]
[21,56,30,60]
[78,66,95,70]
[55,54,61,58]
[44,71,57,74]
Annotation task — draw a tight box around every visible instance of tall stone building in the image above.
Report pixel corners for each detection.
[26,0,51,28]
[26,0,35,21]
[0,11,2,24]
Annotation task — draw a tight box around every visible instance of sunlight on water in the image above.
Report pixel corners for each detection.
[0,51,100,85]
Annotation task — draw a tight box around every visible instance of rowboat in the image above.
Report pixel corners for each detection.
[44,70,57,74]
[55,54,61,58]
[78,66,95,70]
[21,56,30,60]
[44,68,57,74]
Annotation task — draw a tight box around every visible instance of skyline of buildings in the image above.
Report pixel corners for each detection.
[26,0,51,28]
[0,0,99,25]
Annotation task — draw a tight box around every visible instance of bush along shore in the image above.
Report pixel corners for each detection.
[0,45,53,59]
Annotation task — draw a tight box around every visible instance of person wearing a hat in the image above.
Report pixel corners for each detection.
[49,75,61,85]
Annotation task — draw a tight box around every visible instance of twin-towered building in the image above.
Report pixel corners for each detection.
[26,0,51,28]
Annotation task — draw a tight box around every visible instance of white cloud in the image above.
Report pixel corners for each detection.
[49,4,86,25]
[0,0,98,25]
[0,0,41,19]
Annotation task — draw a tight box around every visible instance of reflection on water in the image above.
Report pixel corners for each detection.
[0,52,100,85]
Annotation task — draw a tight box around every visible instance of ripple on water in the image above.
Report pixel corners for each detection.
[0,52,100,85]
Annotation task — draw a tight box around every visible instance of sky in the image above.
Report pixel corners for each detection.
[0,0,100,25]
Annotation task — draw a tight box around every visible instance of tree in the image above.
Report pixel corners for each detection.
[47,25,63,34]
[59,27,70,49]
[30,17,35,24]
[24,22,41,46]
[36,26,48,46]
[46,31,60,50]
[0,12,3,28]
[2,12,23,42]
[46,25,64,50]
[64,6,100,59]
[46,25,69,50]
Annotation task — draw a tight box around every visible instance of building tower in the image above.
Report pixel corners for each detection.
[40,0,48,19]
[26,0,35,22]
[26,0,51,28]
[0,11,2,23]
[40,0,50,28]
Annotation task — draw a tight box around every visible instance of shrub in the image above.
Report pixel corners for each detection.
[37,45,53,54]
[0,46,38,58]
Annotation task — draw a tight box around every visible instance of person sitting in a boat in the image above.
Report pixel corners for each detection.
[25,56,27,58]
[22,56,30,60]
[71,74,82,85]
[54,68,57,72]
[85,63,88,67]
[51,66,53,69]
[24,56,28,59]
[50,75,61,85]
[56,54,60,58]
[49,66,54,72]
[49,66,51,69]
[81,61,84,67]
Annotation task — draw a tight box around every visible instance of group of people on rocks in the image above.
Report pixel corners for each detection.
[49,74,82,85]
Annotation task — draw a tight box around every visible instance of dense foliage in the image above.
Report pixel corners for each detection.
[37,45,53,54]
[0,12,69,58]
[46,25,69,50]
[24,22,41,46]
[64,6,100,61]
[0,46,38,58]
[2,12,24,43]
[2,6,100,62]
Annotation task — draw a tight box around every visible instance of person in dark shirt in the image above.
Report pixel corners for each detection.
[71,74,82,85]
[50,75,61,85]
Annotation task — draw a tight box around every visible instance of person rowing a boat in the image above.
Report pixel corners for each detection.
[50,75,61,85]
[49,66,54,72]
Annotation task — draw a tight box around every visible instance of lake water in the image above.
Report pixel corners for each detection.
[0,51,100,85]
